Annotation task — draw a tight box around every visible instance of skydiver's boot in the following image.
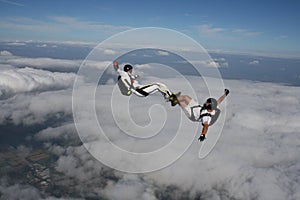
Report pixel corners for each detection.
[164,91,172,102]
[169,92,181,106]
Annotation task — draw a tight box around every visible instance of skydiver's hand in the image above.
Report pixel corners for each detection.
[135,75,140,79]
[198,134,206,142]
[113,61,118,67]
[225,89,230,96]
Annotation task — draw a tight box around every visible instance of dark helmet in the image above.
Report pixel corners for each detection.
[206,98,218,110]
[124,64,133,72]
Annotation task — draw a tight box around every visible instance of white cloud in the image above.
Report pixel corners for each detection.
[232,29,262,37]
[67,77,300,199]
[0,50,13,56]
[175,59,221,68]
[214,57,229,67]
[0,89,73,125]
[1,58,300,199]
[198,25,262,37]
[0,16,132,39]
[35,123,77,141]
[36,43,48,48]
[0,56,82,71]
[34,40,95,47]
[103,175,157,200]
[221,62,229,67]
[50,16,132,33]
[0,54,114,72]
[3,73,296,199]
[190,59,220,67]
[249,60,260,65]
[214,57,226,62]
[0,67,77,99]
[156,50,170,56]
[4,41,26,46]
[103,49,117,55]
[197,24,225,35]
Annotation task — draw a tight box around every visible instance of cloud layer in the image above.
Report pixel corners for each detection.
[0,67,77,99]
[23,78,300,199]
[0,54,82,71]
[0,55,300,199]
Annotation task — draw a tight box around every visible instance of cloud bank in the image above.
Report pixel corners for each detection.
[0,67,77,99]
[0,56,82,71]
[29,78,300,199]
[0,57,299,199]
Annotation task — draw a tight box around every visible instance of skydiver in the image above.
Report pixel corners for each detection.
[176,89,230,141]
[113,61,179,106]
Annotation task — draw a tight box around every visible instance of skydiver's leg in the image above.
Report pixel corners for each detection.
[131,89,147,97]
[136,83,172,99]
[177,95,192,108]
[131,84,160,97]
[177,96,201,121]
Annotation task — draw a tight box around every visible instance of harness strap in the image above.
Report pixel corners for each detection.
[190,101,220,126]
[200,113,212,119]
[190,105,202,121]
[190,104,215,123]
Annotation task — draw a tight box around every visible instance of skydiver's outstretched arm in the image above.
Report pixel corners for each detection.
[217,89,230,105]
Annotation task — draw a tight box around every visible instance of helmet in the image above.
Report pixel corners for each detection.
[206,98,217,110]
[124,64,133,72]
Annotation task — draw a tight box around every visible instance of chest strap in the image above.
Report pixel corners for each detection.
[190,105,202,121]
[200,113,212,118]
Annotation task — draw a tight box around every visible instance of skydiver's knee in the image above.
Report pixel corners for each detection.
[180,95,190,100]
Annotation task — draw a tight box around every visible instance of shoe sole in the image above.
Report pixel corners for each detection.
[171,99,179,106]
[169,92,180,106]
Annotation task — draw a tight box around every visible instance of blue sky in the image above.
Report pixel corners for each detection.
[0,0,300,57]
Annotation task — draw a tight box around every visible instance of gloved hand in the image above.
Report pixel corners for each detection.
[225,89,230,96]
[113,61,118,67]
[198,134,206,142]
[113,61,119,71]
